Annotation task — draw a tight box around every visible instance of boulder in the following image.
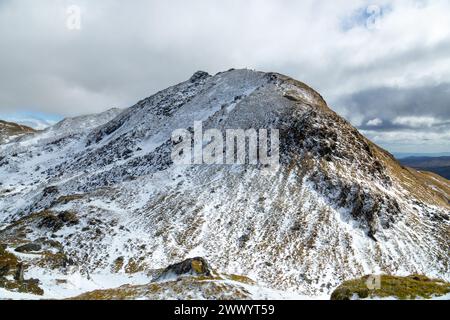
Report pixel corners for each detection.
[0,245,18,278]
[42,186,58,196]
[15,242,42,253]
[14,262,24,281]
[0,264,10,277]
[154,257,212,281]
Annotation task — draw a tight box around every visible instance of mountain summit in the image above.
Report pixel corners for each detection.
[0,69,448,299]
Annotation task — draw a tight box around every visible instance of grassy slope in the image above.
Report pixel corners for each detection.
[331,274,450,300]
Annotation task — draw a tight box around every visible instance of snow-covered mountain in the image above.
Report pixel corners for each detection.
[0,69,448,299]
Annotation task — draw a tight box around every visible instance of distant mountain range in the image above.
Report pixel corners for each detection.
[398,156,450,180]
[395,152,450,159]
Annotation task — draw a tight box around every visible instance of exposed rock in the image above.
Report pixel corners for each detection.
[14,262,24,281]
[0,277,44,296]
[112,256,124,272]
[69,276,253,300]
[58,211,79,225]
[0,264,10,277]
[37,251,73,270]
[42,186,58,196]
[37,211,78,232]
[38,214,64,232]
[238,234,250,248]
[190,71,210,82]
[15,242,42,253]
[154,257,212,281]
[0,245,18,278]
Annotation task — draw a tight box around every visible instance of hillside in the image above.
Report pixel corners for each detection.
[0,69,448,299]
[0,120,35,144]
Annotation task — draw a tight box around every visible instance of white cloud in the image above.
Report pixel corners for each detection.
[362,129,450,153]
[366,118,383,126]
[392,116,443,128]
[0,1,448,153]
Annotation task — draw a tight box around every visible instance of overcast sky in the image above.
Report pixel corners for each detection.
[0,0,449,153]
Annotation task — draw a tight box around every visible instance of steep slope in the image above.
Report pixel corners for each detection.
[8,107,123,146]
[45,108,123,138]
[405,169,449,204]
[0,69,448,299]
[0,120,35,144]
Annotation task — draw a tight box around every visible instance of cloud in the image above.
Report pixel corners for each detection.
[362,129,450,153]
[335,82,450,126]
[0,0,449,152]
[392,116,445,128]
[0,111,62,129]
[336,82,450,152]
[366,118,383,126]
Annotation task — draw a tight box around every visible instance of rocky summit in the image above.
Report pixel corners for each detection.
[0,69,448,299]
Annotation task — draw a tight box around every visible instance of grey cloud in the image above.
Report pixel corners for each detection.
[335,84,450,152]
[335,83,450,128]
[0,1,449,114]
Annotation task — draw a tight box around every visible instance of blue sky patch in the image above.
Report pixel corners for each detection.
[341,4,392,31]
[0,111,63,129]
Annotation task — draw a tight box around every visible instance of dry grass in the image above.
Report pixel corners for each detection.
[68,274,253,300]
[331,274,450,300]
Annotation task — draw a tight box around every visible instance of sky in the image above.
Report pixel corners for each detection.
[0,0,449,153]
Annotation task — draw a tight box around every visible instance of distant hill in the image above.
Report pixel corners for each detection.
[399,156,450,180]
[395,152,450,159]
[0,119,35,144]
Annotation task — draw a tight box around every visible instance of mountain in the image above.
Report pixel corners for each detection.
[399,156,450,180]
[47,108,123,136]
[0,69,449,299]
[4,117,56,131]
[395,152,450,159]
[0,120,35,144]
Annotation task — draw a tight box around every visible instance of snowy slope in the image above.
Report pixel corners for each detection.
[0,69,448,299]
